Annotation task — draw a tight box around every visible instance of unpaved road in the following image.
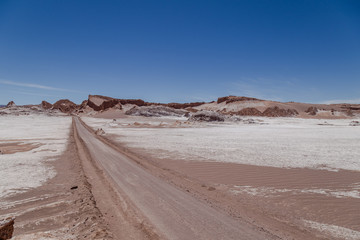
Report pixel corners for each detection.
[74,118,274,239]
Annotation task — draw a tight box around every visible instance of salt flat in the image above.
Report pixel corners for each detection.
[83,116,360,239]
[83,117,360,172]
[0,115,71,198]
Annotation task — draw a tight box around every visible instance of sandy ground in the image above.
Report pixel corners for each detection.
[0,142,43,155]
[83,115,360,240]
[1,112,359,239]
[75,117,278,239]
[0,116,111,239]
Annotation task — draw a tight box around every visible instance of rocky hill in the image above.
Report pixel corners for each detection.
[2,95,359,119]
[52,99,77,113]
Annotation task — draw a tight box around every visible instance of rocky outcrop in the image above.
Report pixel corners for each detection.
[126,106,188,117]
[52,99,78,113]
[189,111,225,122]
[341,104,360,111]
[341,104,360,117]
[102,99,122,110]
[87,95,113,111]
[236,108,263,116]
[87,95,203,112]
[350,121,360,126]
[79,100,88,109]
[6,101,16,108]
[166,102,205,109]
[217,96,262,104]
[87,95,146,111]
[0,217,15,240]
[95,128,105,135]
[262,106,298,117]
[186,107,199,113]
[118,99,146,106]
[305,106,318,115]
[41,101,53,110]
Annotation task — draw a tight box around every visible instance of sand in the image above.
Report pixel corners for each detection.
[2,112,359,239]
[0,116,111,239]
[0,115,71,198]
[82,115,360,239]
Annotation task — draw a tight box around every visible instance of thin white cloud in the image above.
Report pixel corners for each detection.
[320,98,360,104]
[0,79,80,92]
[7,90,59,98]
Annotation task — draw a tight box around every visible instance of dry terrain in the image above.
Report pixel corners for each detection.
[83,115,360,240]
[1,96,359,239]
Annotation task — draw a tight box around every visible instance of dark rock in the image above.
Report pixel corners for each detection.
[126,106,188,117]
[95,128,105,135]
[0,217,15,240]
[217,96,262,104]
[41,101,53,110]
[166,102,205,109]
[262,106,298,117]
[236,108,263,116]
[52,99,78,113]
[189,111,225,122]
[305,106,318,115]
[350,121,360,126]
[6,101,15,108]
[87,95,126,111]
[79,100,88,110]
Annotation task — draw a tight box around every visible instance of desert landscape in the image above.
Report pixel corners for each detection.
[1,1,359,239]
[0,95,359,240]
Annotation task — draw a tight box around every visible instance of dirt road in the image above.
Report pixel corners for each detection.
[74,118,274,239]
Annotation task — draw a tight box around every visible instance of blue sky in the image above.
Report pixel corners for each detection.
[0,0,359,104]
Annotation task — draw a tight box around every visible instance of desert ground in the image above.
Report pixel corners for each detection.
[1,96,359,239]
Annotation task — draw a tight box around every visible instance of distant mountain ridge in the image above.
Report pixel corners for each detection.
[0,105,5,108]
[2,95,360,119]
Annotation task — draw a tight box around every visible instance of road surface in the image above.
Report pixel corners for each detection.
[74,118,271,240]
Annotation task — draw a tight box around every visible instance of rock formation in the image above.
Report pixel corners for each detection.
[350,121,360,126]
[305,106,318,115]
[87,95,146,111]
[118,99,146,106]
[0,217,15,240]
[166,102,205,109]
[41,100,53,110]
[236,107,263,116]
[79,100,88,109]
[6,101,16,108]
[95,128,105,135]
[217,96,262,104]
[262,106,298,117]
[52,99,78,113]
[126,106,188,117]
[189,111,225,122]
[9,94,354,118]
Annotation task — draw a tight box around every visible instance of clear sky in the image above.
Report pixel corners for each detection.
[0,0,359,105]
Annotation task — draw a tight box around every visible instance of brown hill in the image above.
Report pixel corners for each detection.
[87,95,205,111]
[166,102,205,109]
[52,99,78,113]
[262,106,298,117]
[87,95,150,111]
[236,107,263,116]
[42,94,360,119]
[217,96,262,104]
[41,101,52,110]
[6,101,16,108]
